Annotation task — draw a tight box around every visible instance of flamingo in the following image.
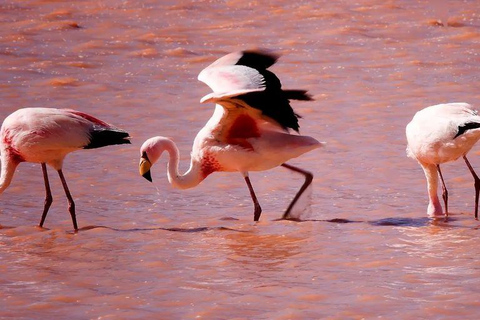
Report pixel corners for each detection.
[406,102,480,219]
[0,107,131,230]
[139,50,322,221]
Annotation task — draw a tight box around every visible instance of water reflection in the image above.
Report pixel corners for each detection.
[2,0,480,318]
[224,231,305,271]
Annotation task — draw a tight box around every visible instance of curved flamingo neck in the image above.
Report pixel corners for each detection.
[202,104,227,134]
[0,151,19,194]
[161,139,203,190]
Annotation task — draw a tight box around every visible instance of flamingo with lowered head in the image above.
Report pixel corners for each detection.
[139,50,322,221]
[406,102,480,219]
[0,107,131,230]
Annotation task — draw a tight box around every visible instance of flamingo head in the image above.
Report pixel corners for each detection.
[139,136,173,182]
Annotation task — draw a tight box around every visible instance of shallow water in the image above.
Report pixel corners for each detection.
[1,0,480,319]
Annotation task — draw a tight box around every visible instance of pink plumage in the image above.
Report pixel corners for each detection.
[406,102,480,218]
[0,107,131,230]
[139,50,323,221]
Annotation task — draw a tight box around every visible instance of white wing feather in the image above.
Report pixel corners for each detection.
[198,65,266,103]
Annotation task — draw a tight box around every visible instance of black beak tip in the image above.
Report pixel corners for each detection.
[142,171,153,182]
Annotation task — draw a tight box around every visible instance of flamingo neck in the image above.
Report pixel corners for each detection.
[0,151,19,194]
[421,163,443,217]
[163,140,203,190]
[203,104,227,134]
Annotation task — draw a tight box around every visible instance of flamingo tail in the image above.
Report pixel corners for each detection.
[84,128,131,149]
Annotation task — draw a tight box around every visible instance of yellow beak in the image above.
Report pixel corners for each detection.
[139,157,152,182]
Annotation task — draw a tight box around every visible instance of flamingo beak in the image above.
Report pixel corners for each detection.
[139,154,153,182]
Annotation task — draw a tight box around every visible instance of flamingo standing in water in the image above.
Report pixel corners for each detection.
[139,50,322,221]
[406,102,480,218]
[0,108,131,230]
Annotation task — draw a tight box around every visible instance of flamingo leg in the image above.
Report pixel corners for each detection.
[281,163,313,220]
[57,169,78,230]
[436,164,448,217]
[39,163,53,228]
[463,155,480,219]
[244,174,262,221]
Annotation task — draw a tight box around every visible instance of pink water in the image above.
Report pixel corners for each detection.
[1,0,480,319]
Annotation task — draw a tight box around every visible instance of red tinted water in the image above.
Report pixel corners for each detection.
[1,0,480,318]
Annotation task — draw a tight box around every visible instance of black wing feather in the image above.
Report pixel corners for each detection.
[236,50,279,70]
[84,128,131,149]
[234,51,313,132]
[454,122,480,139]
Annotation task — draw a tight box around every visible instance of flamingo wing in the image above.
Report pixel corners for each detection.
[67,110,130,149]
[448,103,480,139]
[198,50,312,132]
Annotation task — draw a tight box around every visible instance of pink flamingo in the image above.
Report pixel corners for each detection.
[0,107,130,229]
[139,50,322,221]
[406,102,480,218]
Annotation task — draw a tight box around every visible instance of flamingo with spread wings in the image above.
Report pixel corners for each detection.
[139,50,322,221]
[0,108,131,229]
